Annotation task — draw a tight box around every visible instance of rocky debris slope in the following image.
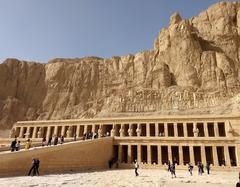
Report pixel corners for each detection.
[0,2,240,131]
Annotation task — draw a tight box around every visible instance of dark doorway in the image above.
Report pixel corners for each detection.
[218,122,226,137]
[122,145,128,163]
[131,145,137,163]
[229,146,237,166]
[196,123,205,137]
[207,123,215,137]
[177,123,184,137]
[205,146,213,164]
[187,123,194,137]
[141,124,146,136]
[172,146,179,164]
[151,146,158,164]
[168,123,174,137]
[141,145,147,163]
[193,146,201,165]
[183,146,190,165]
[161,146,168,164]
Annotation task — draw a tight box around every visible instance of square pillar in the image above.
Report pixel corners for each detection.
[136,124,141,137]
[164,123,168,137]
[158,145,162,165]
[46,126,51,139]
[32,127,37,139]
[174,123,178,137]
[201,145,207,165]
[212,146,218,166]
[146,123,150,137]
[61,126,65,136]
[92,125,96,133]
[179,146,183,165]
[25,127,30,139]
[224,145,231,166]
[168,145,172,163]
[147,145,151,164]
[118,145,122,163]
[155,123,159,137]
[214,122,219,137]
[120,124,124,137]
[137,144,141,163]
[53,126,58,137]
[128,144,132,164]
[83,125,88,134]
[189,146,195,165]
[203,122,209,137]
[76,125,80,138]
[19,127,24,138]
[183,123,188,137]
[128,124,132,137]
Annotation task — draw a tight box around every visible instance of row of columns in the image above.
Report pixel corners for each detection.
[118,144,233,167]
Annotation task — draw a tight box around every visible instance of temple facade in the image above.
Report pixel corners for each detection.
[9,115,240,169]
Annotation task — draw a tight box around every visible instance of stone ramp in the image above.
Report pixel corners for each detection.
[0,137,113,177]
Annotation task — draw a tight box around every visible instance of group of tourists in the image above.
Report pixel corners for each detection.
[10,138,33,151]
[41,135,65,146]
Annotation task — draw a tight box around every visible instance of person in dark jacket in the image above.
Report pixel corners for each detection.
[10,139,17,152]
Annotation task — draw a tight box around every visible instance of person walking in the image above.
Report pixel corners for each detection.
[60,135,64,144]
[10,139,17,152]
[54,136,58,145]
[35,159,40,176]
[42,137,46,147]
[15,141,21,151]
[206,162,211,174]
[167,160,171,172]
[188,163,194,176]
[28,158,37,176]
[134,159,139,176]
[170,163,176,178]
[197,161,202,175]
[47,136,52,146]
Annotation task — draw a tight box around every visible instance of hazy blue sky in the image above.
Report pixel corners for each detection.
[0,0,235,63]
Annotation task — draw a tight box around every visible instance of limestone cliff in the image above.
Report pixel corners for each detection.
[1,2,240,131]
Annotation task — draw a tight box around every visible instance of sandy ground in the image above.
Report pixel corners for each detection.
[0,169,238,187]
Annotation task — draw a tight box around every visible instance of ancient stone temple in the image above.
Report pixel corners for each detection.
[9,115,240,169]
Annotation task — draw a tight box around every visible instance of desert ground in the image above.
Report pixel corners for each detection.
[0,168,238,187]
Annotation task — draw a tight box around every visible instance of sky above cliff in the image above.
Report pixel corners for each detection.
[0,0,235,63]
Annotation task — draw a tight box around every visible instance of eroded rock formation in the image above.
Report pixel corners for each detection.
[1,2,240,131]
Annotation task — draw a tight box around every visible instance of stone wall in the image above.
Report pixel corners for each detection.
[0,137,113,177]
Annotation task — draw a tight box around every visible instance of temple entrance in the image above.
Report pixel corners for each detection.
[229,146,237,166]
[132,124,137,136]
[193,146,201,165]
[151,146,158,164]
[207,123,215,137]
[102,124,112,136]
[171,146,179,164]
[141,145,147,163]
[187,123,194,137]
[168,123,174,137]
[218,122,226,137]
[113,145,119,160]
[150,123,155,137]
[205,146,213,164]
[183,146,190,165]
[122,145,128,163]
[141,124,146,136]
[161,146,168,164]
[196,123,204,137]
[158,123,164,136]
[217,146,225,166]
[177,123,184,137]
[131,145,137,163]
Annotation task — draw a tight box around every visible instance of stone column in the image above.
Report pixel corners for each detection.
[32,127,37,139]
[92,125,96,134]
[212,146,219,166]
[119,124,124,137]
[189,146,195,165]
[67,126,73,138]
[137,144,141,163]
[147,145,151,164]
[203,122,209,137]
[118,145,122,163]
[146,123,150,137]
[19,127,24,138]
[201,145,207,165]
[61,126,65,136]
[46,126,51,139]
[110,125,115,137]
[193,123,198,137]
[155,123,159,137]
[224,145,230,166]
[37,128,42,138]
[76,125,80,137]
[183,123,188,137]
[158,145,162,165]
[128,124,132,137]
[98,125,103,138]
[136,124,141,137]
[25,127,30,139]
[174,123,178,137]
[83,125,88,134]
[128,144,132,164]
[53,126,58,137]
[179,145,183,165]
[164,123,168,137]
[214,122,219,137]
[168,145,172,163]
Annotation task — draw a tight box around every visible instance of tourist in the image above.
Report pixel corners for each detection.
[47,136,52,146]
[188,163,193,176]
[206,162,211,174]
[54,136,58,145]
[10,138,17,152]
[170,163,176,178]
[60,135,64,144]
[28,158,37,176]
[42,137,46,146]
[134,159,139,176]
[167,160,171,172]
[197,161,202,175]
[15,141,21,151]
[25,139,31,150]
[35,159,40,176]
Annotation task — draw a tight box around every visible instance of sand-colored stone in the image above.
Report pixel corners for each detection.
[0,2,240,134]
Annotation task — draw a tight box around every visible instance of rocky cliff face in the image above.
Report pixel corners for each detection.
[1,2,240,131]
